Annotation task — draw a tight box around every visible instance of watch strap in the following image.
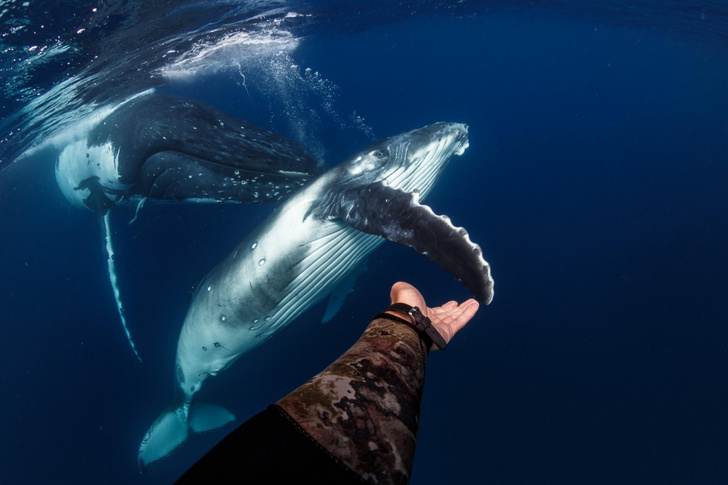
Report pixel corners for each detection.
[383,303,447,350]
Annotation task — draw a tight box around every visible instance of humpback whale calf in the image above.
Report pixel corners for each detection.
[53,91,321,360]
[138,122,494,468]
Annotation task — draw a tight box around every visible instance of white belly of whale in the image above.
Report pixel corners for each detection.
[176,183,383,390]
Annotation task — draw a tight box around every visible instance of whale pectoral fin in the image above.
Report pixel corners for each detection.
[189,402,236,432]
[314,182,494,305]
[321,259,369,323]
[102,211,143,362]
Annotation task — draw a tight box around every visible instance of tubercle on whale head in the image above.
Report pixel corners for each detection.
[380,122,470,196]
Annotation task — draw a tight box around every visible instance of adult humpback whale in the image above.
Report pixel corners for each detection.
[137,122,494,469]
[55,91,320,213]
[53,92,321,360]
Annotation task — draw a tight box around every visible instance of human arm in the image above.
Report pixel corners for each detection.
[276,282,480,484]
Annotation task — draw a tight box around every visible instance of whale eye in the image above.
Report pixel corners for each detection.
[372,149,388,160]
[367,149,389,168]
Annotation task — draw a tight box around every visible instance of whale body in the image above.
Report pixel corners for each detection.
[55,91,321,214]
[138,122,494,468]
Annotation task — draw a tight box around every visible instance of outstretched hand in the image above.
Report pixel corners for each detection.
[386,281,480,348]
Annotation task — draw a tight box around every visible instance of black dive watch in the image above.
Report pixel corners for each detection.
[382,302,448,350]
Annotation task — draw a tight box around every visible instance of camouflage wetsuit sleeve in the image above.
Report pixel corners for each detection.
[275,314,429,485]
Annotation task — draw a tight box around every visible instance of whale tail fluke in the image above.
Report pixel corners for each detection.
[138,402,235,472]
[189,402,236,433]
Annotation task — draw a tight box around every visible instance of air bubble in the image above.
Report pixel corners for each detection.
[251,242,258,249]
[258,258,266,266]
[220,315,226,322]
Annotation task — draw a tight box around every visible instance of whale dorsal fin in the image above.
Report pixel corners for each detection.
[310,182,494,305]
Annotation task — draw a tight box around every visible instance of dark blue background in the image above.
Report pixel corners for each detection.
[1,6,727,485]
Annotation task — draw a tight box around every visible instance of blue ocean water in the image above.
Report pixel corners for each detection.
[1,1,727,484]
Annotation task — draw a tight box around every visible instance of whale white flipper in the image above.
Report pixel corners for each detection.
[102,211,143,361]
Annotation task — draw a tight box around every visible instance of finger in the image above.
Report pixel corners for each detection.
[431,299,479,341]
[438,300,459,310]
[454,299,479,323]
[443,306,477,335]
[431,299,477,321]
